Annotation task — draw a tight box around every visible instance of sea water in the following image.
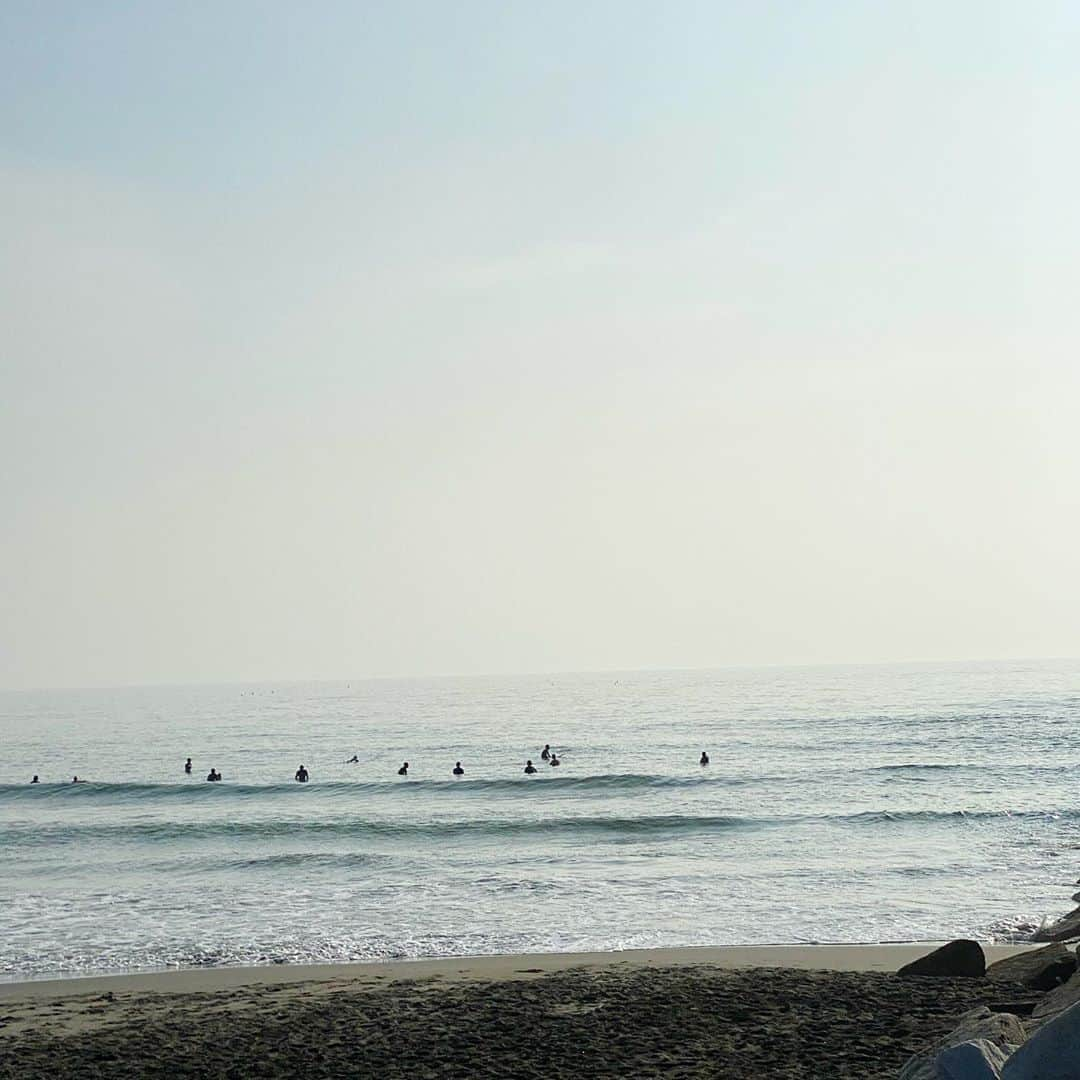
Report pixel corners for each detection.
[1,660,1078,981]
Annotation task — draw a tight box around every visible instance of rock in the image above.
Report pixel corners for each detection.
[1031,970,1080,1021]
[935,1039,1010,1079]
[1031,907,1080,943]
[986,944,1076,991]
[898,1008,1026,1080]
[1002,999,1080,1078]
[898,941,987,979]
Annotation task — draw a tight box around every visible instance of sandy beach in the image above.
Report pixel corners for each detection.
[0,944,1036,1078]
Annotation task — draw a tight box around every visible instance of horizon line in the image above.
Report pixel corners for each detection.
[2,653,1077,696]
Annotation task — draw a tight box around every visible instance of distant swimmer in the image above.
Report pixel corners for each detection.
[295,764,309,783]
[452,762,464,776]
[31,775,39,784]
[549,754,560,767]
[540,744,551,760]
[524,760,537,774]
[700,751,709,766]
[397,762,409,776]
[71,776,85,783]
[345,755,359,764]
[206,769,222,782]
[184,758,192,774]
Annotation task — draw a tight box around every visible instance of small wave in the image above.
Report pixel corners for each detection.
[1,805,1065,850]
[868,763,967,773]
[218,852,385,871]
[1,812,759,846]
[0,773,759,804]
[835,808,1060,825]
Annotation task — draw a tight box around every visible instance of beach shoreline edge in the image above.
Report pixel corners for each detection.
[0,941,1038,1002]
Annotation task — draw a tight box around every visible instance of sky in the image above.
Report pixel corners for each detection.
[2,1,1079,690]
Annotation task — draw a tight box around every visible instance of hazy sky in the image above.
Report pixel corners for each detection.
[3,2,1079,689]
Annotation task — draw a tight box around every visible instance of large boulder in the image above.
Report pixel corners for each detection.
[1031,907,1080,943]
[986,944,1076,991]
[935,1039,1011,1079]
[899,1008,1026,1080]
[898,941,987,979]
[1031,970,1080,1021]
[1002,999,1080,1079]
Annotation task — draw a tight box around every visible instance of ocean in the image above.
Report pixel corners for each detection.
[1,660,1077,981]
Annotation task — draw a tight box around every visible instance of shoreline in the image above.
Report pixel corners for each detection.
[0,942,1044,1078]
[0,941,1036,1002]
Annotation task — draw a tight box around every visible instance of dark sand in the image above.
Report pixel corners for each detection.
[0,963,1030,1079]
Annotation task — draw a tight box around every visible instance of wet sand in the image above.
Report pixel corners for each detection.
[0,945,1035,1078]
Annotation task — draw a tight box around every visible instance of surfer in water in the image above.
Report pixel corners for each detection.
[31,775,39,784]
[295,764,309,783]
[184,758,192,774]
[71,776,86,784]
[452,762,464,776]
[206,768,222,782]
[397,762,409,776]
[699,751,709,766]
[524,760,537,774]
[345,755,359,764]
[549,753,560,766]
[541,744,551,760]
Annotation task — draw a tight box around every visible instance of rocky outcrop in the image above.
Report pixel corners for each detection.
[898,1008,1026,1080]
[898,941,987,979]
[935,1039,1011,1079]
[1030,970,1080,1022]
[985,944,1076,991]
[1031,907,1080,943]
[1001,999,1080,1078]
